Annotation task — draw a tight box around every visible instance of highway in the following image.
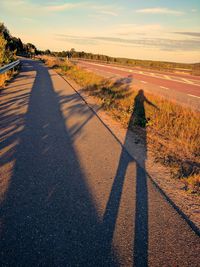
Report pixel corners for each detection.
[0,59,199,266]
[75,60,200,111]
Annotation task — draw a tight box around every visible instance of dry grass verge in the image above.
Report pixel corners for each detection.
[43,56,200,194]
[0,67,19,88]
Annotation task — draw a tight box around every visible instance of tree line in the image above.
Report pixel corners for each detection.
[0,23,37,66]
[41,48,199,75]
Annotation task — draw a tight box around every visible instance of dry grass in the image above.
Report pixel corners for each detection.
[181,175,200,194]
[0,68,19,88]
[43,56,200,185]
[0,71,12,87]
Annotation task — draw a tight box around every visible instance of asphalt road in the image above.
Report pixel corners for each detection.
[0,59,199,266]
[75,60,200,111]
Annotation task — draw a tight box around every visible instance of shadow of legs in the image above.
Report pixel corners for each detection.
[134,162,148,267]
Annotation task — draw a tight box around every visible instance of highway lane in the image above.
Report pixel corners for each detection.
[75,60,200,111]
[0,59,199,266]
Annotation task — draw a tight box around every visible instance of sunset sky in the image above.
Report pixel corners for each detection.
[1,0,200,63]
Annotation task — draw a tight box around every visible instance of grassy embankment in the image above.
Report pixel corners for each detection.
[44,56,200,194]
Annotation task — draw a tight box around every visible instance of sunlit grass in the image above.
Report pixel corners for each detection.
[43,56,200,191]
[0,71,11,87]
[0,68,19,88]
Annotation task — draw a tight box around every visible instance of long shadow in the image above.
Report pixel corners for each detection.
[58,92,101,139]
[0,61,117,266]
[83,75,133,103]
[0,77,30,172]
[57,74,134,141]
[103,89,158,266]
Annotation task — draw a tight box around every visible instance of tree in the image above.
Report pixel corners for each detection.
[44,49,51,55]
[0,33,15,65]
[0,23,10,40]
[192,63,200,75]
[25,43,37,58]
[0,34,7,65]
[70,48,76,58]
[0,22,38,59]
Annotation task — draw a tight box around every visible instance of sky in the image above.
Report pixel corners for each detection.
[0,0,200,63]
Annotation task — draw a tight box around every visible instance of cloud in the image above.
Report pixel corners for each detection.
[56,34,200,51]
[117,24,162,36]
[21,17,35,23]
[0,0,86,14]
[93,36,200,51]
[174,32,200,37]
[98,10,118,16]
[89,3,121,17]
[45,2,84,12]
[44,2,119,15]
[136,7,184,16]
[1,0,43,14]
[88,14,110,21]
[5,0,26,6]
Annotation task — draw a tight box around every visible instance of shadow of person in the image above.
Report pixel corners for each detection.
[0,60,117,266]
[132,89,158,128]
[103,89,158,266]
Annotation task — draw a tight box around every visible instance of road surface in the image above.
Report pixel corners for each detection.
[75,60,200,111]
[0,59,199,266]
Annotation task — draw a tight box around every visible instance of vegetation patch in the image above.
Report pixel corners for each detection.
[43,56,200,192]
[0,69,18,87]
[181,175,200,195]
[0,23,36,88]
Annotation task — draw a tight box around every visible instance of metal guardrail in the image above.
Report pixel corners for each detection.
[0,59,20,74]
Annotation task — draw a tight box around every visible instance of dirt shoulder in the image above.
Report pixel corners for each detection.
[59,72,200,232]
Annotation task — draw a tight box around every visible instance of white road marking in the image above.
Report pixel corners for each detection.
[88,67,120,78]
[187,94,200,99]
[79,61,200,87]
[160,86,169,90]
[181,78,194,85]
